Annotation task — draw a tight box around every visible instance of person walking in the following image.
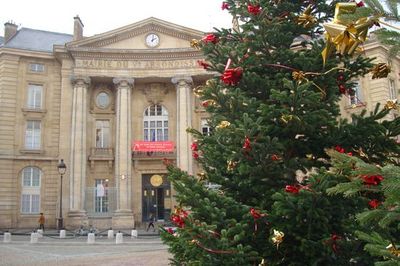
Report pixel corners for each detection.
[146,213,156,232]
[38,213,45,231]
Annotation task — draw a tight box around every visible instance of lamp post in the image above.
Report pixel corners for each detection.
[57,159,66,230]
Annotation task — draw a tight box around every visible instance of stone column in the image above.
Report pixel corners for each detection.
[68,76,90,225]
[172,76,193,174]
[112,78,134,229]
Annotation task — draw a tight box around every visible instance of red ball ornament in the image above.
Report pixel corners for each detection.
[368,199,380,209]
[221,2,229,10]
[338,84,346,94]
[192,151,199,159]
[335,145,345,153]
[337,75,345,81]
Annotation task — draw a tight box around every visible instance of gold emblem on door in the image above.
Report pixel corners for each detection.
[150,174,163,187]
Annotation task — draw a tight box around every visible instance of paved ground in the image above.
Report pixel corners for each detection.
[0,230,171,266]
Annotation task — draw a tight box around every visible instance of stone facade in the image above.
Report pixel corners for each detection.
[339,38,400,124]
[0,17,211,229]
[0,17,398,229]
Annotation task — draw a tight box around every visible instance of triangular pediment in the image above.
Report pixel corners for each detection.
[66,17,205,50]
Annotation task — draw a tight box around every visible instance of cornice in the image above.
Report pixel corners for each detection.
[0,47,55,60]
[68,49,204,60]
[0,154,58,161]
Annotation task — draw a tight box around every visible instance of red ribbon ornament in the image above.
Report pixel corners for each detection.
[191,142,198,151]
[285,185,300,194]
[221,67,243,86]
[242,136,252,152]
[330,234,341,253]
[202,34,219,44]
[197,60,210,69]
[362,175,384,186]
[247,4,261,15]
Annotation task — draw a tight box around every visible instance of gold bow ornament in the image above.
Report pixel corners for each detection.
[322,2,379,65]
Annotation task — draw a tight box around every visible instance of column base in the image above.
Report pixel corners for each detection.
[66,210,88,229]
[112,209,135,229]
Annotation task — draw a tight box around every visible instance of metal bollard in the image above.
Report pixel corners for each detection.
[59,230,66,238]
[37,229,43,238]
[30,232,39,243]
[87,233,95,244]
[107,229,114,239]
[131,229,138,238]
[3,232,11,243]
[116,232,123,244]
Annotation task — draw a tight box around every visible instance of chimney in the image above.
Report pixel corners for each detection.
[4,21,18,43]
[73,15,84,41]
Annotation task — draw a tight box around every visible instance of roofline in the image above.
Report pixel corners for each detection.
[0,47,56,59]
[67,17,205,47]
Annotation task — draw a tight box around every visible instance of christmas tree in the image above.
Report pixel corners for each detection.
[161,1,400,265]
[326,150,400,264]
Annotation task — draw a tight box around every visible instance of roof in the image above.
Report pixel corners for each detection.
[3,28,72,52]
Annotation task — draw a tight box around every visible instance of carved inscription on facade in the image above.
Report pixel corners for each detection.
[75,59,198,69]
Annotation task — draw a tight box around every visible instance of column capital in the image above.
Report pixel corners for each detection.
[113,77,135,88]
[171,76,193,87]
[70,75,91,87]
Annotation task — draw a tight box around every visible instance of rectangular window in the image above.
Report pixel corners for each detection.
[29,63,44,73]
[349,81,363,106]
[25,120,41,150]
[27,84,43,109]
[21,194,40,214]
[143,119,168,141]
[95,120,110,148]
[23,167,40,187]
[201,119,212,136]
[389,79,397,99]
[95,179,108,213]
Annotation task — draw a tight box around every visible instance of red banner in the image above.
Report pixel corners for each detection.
[132,141,175,152]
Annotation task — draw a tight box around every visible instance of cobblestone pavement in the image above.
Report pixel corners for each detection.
[0,234,171,266]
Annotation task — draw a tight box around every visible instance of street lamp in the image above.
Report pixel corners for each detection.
[57,159,66,230]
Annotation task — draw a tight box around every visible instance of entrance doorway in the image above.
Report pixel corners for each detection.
[142,174,171,222]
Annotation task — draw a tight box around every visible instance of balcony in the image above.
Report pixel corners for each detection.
[89,147,114,161]
[132,151,176,161]
[89,148,114,170]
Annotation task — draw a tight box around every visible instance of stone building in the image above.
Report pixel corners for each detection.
[0,17,212,229]
[0,17,398,229]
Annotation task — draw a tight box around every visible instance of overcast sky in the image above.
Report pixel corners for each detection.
[0,0,233,36]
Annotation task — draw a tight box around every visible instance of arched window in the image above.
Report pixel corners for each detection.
[21,167,41,213]
[143,105,168,141]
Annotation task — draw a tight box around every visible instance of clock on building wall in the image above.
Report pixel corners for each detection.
[145,33,160,48]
